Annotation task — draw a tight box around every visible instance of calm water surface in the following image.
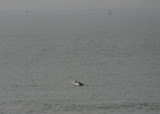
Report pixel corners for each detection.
[0,9,160,114]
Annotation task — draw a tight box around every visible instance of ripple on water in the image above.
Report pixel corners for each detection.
[58,102,160,112]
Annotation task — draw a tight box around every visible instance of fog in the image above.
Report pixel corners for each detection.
[0,0,160,9]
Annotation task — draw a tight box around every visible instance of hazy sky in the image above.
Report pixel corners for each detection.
[0,0,160,9]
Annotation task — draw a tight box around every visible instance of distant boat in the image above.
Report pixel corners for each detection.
[25,10,29,14]
[108,10,112,15]
[25,0,29,14]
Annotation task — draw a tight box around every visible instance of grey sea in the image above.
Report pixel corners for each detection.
[0,9,160,114]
